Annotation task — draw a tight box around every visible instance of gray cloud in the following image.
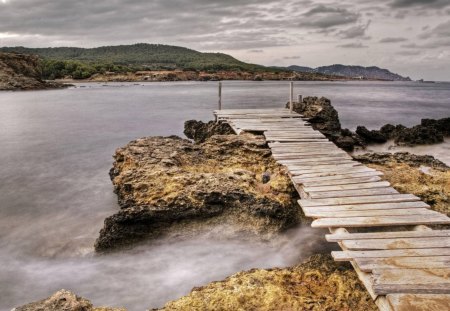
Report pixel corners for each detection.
[337,42,369,48]
[338,20,371,39]
[283,56,301,59]
[300,5,360,28]
[379,37,408,43]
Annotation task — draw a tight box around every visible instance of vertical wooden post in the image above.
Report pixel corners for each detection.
[289,82,294,113]
[298,94,303,103]
[218,81,222,111]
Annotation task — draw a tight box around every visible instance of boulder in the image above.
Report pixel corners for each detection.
[355,126,387,143]
[13,290,93,311]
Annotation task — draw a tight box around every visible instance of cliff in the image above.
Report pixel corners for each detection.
[0,52,66,90]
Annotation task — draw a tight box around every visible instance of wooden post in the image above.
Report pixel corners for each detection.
[298,94,303,103]
[218,81,222,111]
[289,82,294,113]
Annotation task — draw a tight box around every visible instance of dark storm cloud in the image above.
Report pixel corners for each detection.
[379,37,408,43]
[390,0,450,8]
[299,5,360,28]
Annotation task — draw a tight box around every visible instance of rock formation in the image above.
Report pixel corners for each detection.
[96,133,300,252]
[0,52,66,90]
[13,289,124,311]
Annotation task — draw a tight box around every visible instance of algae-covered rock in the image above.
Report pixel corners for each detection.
[154,254,377,311]
[96,134,300,252]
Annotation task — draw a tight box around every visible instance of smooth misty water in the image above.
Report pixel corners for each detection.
[0,81,449,310]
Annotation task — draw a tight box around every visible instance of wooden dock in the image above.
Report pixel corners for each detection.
[214,107,450,311]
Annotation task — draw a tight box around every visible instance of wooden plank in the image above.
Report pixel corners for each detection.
[308,187,398,199]
[299,194,420,207]
[278,156,352,163]
[332,248,450,261]
[386,294,450,311]
[305,207,432,218]
[284,163,361,171]
[298,175,383,186]
[312,214,450,228]
[291,167,378,177]
[342,236,450,250]
[373,268,450,294]
[304,181,391,192]
[272,152,348,158]
[356,256,450,272]
[304,202,430,218]
[327,229,450,242]
[290,171,383,185]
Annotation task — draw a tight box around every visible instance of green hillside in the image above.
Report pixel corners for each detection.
[0,43,276,79]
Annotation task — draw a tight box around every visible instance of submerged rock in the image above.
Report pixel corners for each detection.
[0,52,67,90]
[154,254,377,311]
[96,133,300,252]
[355,126,387,143]
[184,120,234,143]
[13,289,124,311]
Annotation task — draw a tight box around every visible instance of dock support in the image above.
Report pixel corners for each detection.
[218,82,222,111]
[298,94,303,103]
[289,82,294,113]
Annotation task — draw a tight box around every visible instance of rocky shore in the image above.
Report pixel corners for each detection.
[287,97,450,150]
[14,96,450,310]
[0,52,67,90]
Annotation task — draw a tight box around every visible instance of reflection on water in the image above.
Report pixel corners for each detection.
[0,81,449,310]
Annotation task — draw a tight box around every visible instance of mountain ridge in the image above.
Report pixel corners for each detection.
[288,64,410,81]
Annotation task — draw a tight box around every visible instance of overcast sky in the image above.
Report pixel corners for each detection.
[1,0,450,80]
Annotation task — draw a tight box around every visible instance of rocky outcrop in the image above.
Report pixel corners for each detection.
[286,96,363,151]
[155,254,377,311]
[357,118,449,146]
[0,52,66,90]
[184,120,234,143]
[353,152,449,171]
[13,290,124,311]
[96,133,300,252]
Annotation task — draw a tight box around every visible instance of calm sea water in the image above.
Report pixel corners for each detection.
[0,81,449,310]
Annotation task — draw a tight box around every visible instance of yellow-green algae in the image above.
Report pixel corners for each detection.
[155,254,377,311]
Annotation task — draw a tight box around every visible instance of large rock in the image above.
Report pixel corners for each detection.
[353,152,448,171]
[287,96,341,135]
[184,120,234,143]
[13,290,125,311]
[355,126,387,143]
[0,52,66,90]
[13,290,93,311]
[96,133,299,252]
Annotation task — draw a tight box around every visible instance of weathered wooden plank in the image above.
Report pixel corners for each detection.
[292,168,379,178]
[284,163,361,171]
[298,175,383,187]
[266,138,327,142]
[356,256,450,272]
[272,152,348,158]
[304,181,391,192]
[373,268,450,294]
[342,236,450,250]
[327,229,449,242]
[294,171,384,183]
[299,194,420,207]
[308,187,398,199]
[278,156,352,164]
[386,294,450,311]
[305,207,432,218]
[292,166,376,176]
[312,214,450,228]
[332,248,450,261]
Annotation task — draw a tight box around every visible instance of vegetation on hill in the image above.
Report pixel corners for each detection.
[0,44,278,80]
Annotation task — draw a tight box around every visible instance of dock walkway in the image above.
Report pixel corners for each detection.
[214,107,450,311]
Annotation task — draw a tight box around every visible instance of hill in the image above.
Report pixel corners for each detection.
[288,64,410,81]
[0,43,276,79]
